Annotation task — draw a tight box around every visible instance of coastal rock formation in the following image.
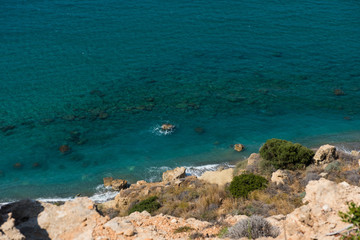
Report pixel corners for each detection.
[199,168,233,186]
[37,198,105,240]
[103,177,113,187]
[273,178,360,240]
[314,144,338,165]
[162,167,186,182]
[234,144,245,152]
[0,214,25,240]
[111,179,128,191]
[271,169,289,185]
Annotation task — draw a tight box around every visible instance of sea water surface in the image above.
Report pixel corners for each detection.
[1,0,360,202]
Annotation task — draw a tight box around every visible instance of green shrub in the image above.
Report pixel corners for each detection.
[229,173,268,198]
[128,196,161,214]
[259,138,314,170]
[339,202,360,239]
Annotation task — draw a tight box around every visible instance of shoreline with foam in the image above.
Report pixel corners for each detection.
[0,141,358,208]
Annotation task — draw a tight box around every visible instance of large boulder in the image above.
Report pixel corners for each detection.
[162,167,186,182]
[271,169,289,185]
[199,168,233,186]
[313,144,337,165]
[234,144,245,152]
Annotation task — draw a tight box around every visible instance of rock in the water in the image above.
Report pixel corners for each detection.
[161,124,175,131]
[194,127,205,134]
[313,144,337,165]
[59,145,71,154]
[271,169,289,185]
[234,144,245,152]
[111,179,128,191]
[32,162,40,168]
[98,112,109,120]
[103,177,113,187]
[162,167,186,182]
[13,163,22,169]
[1,125,16,133]
[333,89,345,96]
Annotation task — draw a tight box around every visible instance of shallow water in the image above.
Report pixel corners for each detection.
[1,0,360,201]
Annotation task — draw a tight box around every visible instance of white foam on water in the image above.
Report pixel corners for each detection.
[185,163,234,177]
[151,123,176,136]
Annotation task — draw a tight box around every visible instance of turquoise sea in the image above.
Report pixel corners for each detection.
[1,0,360,202]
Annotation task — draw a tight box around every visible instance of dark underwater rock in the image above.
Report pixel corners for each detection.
[59,145,71,154]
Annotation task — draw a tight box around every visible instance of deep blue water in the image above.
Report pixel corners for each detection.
[1,0,360,202]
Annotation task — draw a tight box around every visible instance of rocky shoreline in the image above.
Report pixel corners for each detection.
[1,144,360,239]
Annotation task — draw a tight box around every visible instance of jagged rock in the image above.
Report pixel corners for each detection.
[234,144,245,152]
[103,177,113,187]
[111,179,128,191]
[271,169,289,185]
[37,197,105,240]
[273,179,360,240]
[199,168,233,186]
[313,144,337,165]
[0,213,25,240]
[162,167,186,182]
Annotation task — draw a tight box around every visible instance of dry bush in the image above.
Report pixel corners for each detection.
[227,215,280,239]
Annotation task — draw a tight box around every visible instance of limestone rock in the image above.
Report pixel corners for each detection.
[272,178,360,240]
[103,177,113,187]
[313,144,337,165]
[199,168,233,186]
[162,167,186,182]
[234,144,245,152]
[37,197,104,240]
[271,169,289,185]
[111,179,128,191]
[0,214,25,240]
[247,153,262,167]
[351,150,360,158]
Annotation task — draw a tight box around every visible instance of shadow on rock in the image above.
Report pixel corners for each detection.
[0,199,50,240]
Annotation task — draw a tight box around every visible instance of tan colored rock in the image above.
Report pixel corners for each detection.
[111,179,127,191]
[162,167,186,182]
[124,228,135,236]
[351,150,360,158]
[271,169,289,185]
[234,144,245,152]
[247,153,262,167]
[272,178,360,240]
[103,177,113,187]
[313,144,337,165]
[0,214,25,240]
[161,123,175,131]
[199,168,233,186]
